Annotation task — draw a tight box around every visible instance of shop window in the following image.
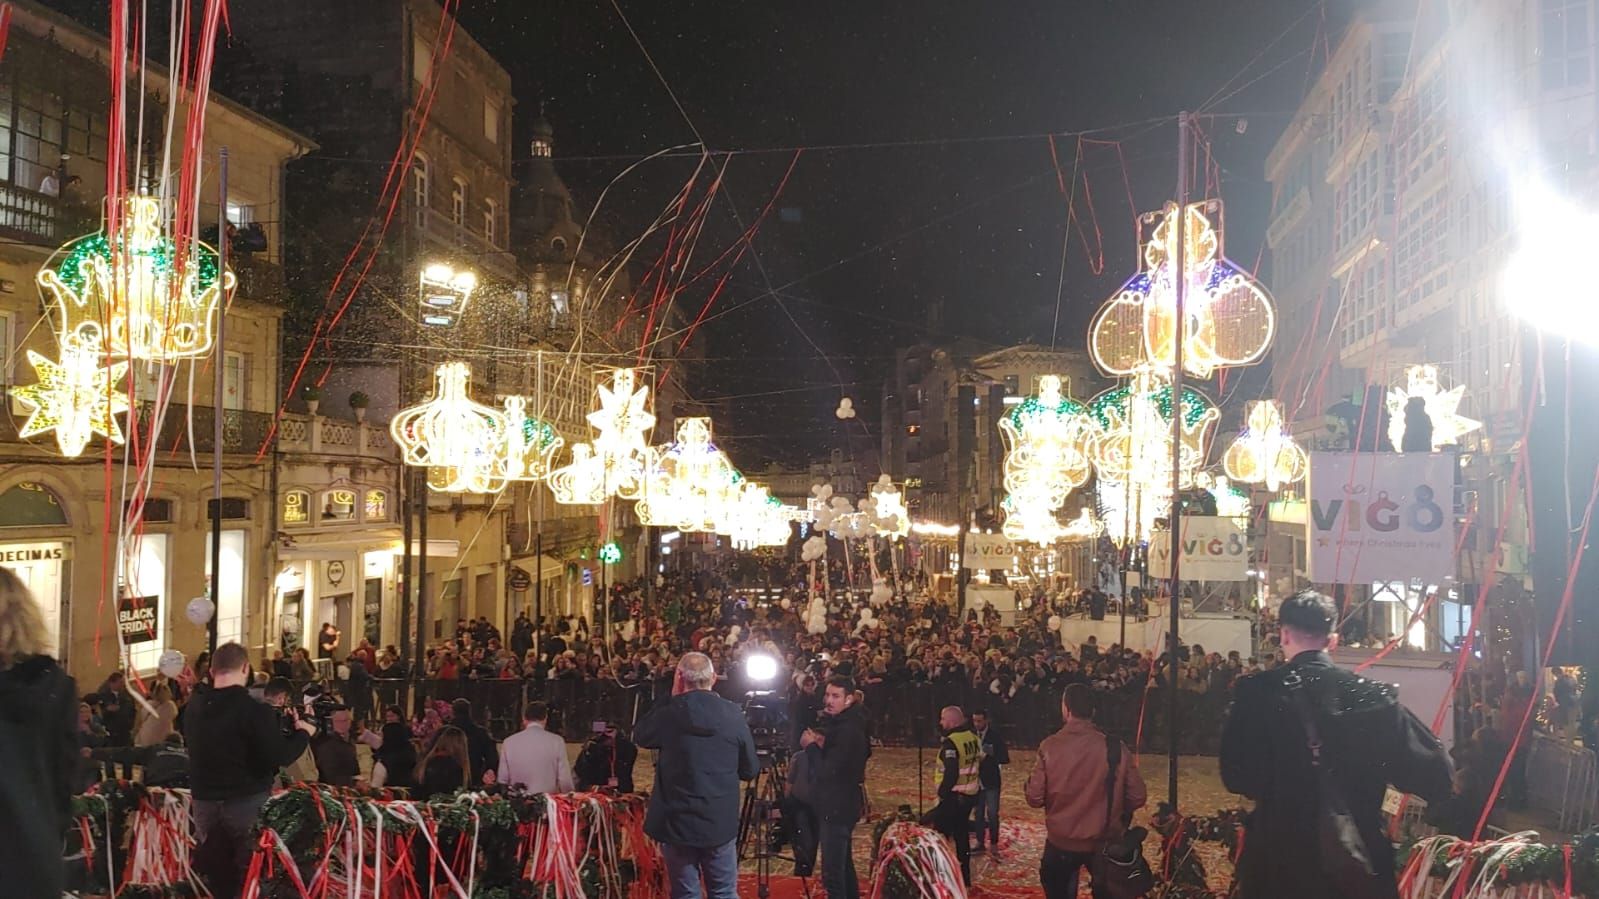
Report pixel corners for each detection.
[205,530,246,646]
[364,489,389,522]
[282,489,311,525]
[123,533,169,674]
[0,482,68,528]
[321,489,357,522]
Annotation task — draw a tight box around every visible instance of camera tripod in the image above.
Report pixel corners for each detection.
[737,753,811,899]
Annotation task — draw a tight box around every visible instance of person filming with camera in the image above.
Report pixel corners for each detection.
[186,642,314,897]
[634,652,758,899]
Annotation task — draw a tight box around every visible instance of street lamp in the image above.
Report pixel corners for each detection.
[1501,176,1599,337]
[418,262,478,328]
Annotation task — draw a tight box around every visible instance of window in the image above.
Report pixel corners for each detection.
[1542,0,1592,90]
[364,489,388,522]
[411,153,430,213]
[205,529,246,647]
[0,481,68,527]
[451,177,467,226]
[484,198,499,247]
[413,36,433,87]
[282,490,310,525]
[0,309,12,385]
[124,498,174,524]
[483,99,500,143]
[124,534,169,675]
[321,489,357,522]
[1003,375,1019,395]
[7,82,63,191]
[223,352,245,411]
[207,498,250,521]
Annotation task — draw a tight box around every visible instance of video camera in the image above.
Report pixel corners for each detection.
[742,690,789,761]
[298,684,347,734]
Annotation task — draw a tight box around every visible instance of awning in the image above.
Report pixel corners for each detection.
[276,528,406,560]
[512,555,565,581]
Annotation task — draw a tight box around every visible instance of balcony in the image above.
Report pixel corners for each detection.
[231,254,287,306]
[412,208,519,280]
[0,183,64,248]
[276,412,397,459]
[0,400,273,454]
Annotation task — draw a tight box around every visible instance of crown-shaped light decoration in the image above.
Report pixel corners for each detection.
[866,474,911,539]
[1088,201,1275,379]
[1386,364,1481,453]
[1089,367,1219,543]
[1195,471,1251,518]
[389,362,507,493]
[716,482,795,550]
[549,443,608,505]
[550,367,656,504]
[1223,400,1308,492]
[9,333,130,457]
[635,417,742,532]
[493,396,564,482]
[998,374,1097,544]
[37,194,235,362]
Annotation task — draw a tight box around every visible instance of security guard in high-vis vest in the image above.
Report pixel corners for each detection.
[932,706,983,887]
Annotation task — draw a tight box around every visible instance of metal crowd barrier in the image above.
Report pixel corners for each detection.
[1526,732,1598,833]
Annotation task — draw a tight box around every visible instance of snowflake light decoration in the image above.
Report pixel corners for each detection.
[1386,364,1481,453]
[37,194,234,362]
[551,367,656,505]
[1223,400,1308,491]
[9,334,129,457]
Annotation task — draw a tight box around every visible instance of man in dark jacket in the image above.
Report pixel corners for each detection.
[0,633,77,899]
[186,642,314,897]
[1220,590,1453,899]
[801,676,870,899]
[971,708,1010,853]
[92,732,191,788]
[450,698,500,785]
[634,652,758,899]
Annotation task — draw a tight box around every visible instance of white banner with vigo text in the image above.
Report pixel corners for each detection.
[1306,452,1455,584]
[1149,516,1249,581]
[961,533,1017,569]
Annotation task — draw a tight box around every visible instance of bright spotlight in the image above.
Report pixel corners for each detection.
[744,653,779,683]
[1502,177,1599,338]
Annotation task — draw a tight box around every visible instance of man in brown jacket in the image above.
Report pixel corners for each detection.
[1024,683,1148,899]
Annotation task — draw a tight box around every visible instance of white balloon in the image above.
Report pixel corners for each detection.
[158,649,185,679]
[186,596,216,626]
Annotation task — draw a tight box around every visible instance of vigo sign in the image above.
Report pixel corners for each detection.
[1150,516,1248,581]
[1306,452,1455,584]
[961,533,1017,569]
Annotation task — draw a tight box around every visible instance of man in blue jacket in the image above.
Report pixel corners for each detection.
[635,652,759,899]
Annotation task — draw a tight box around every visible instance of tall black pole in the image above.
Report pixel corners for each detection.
[207,147,228,656]
[1167,111,1189,811]
[416,466,430,663]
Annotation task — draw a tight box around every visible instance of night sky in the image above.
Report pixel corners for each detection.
[458,0,1347,469]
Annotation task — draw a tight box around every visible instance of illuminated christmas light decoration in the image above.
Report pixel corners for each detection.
[635,417,742,532]
[37,194,234,362]
[493,396,564,482]
[389,362,507,493]
[866,474,911,539]
[1088,201,1275,379]
[417,262,478,329]
[1088,367,1218,543]
[1195,472,1251,518]
[548,443,607,505]
[716,482,795,550]
[1386,364,1481,453]
[1223,400,1308,491]
[910,520,962,537]
[9,335,130,457]
[551,368,656,504]
[997,374,1097,544]
[598,541,623,564]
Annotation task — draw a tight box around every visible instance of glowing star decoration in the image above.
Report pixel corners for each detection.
[1386,364,1481,453]
[389,362,507,493]
[1195,472,1251,519]
[1223,400,1308,491]
[37,194,235,362]
[552,368,657,505]
[997,374,1098,544]
[1088,367,1219,543]
[866,474,911,539]
[9,336,129,456]
[1088,201,1275,379]
[635,418,743,532]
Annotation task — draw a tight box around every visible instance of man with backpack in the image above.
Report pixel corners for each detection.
[1024,683,1148,899]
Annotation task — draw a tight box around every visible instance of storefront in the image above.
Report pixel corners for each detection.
[0,480,73,662]
[272,531,416,656]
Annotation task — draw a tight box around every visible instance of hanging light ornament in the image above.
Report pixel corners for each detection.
[1223,400,1308,491]
[37,194,234,362]
[492,395,564,482]
[550,367,655,504]
[1386,364,1481,453]
[635,417,742,532]
[997,374,1097,544]
[1194,472,1252,519]
[866,473,911,539]
[1088,366,1219,543]
[716,482,795,550]
[9,333,130,457]
[389,362,507,493]
[1088,200,1275,379]
[549,442,607,505]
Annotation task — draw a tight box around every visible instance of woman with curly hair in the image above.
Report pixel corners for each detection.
[0,566,78,899]
[413,725,471,799]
